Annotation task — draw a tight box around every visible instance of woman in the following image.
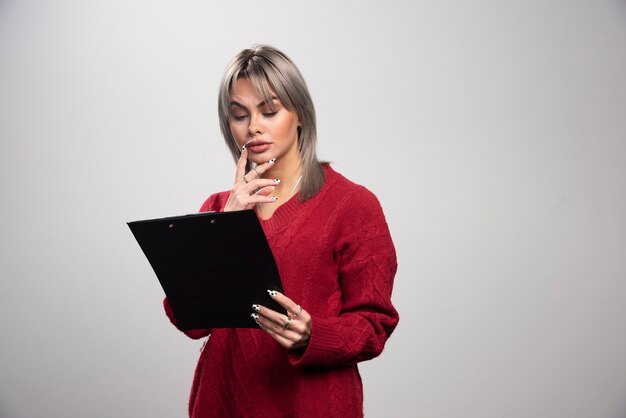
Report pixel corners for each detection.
[164,45,399,417]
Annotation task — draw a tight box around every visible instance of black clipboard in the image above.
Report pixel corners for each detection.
[128,210,284,329]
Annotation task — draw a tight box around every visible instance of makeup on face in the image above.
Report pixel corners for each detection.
[228,78,300,164]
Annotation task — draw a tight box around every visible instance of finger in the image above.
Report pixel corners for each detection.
[261,325,300,349]
[239,157,277,187]
[268,327,308,349]
[239,178,281,195]
[255,313,307,344]
[253,303,304,333]
[232,182,280,207]
[223,175,279,212]
[228,192,278,210]
[255,311,301,337]
[243,194,280,205]
[254,303,309,341]
[267,290,302,317]
[254,304,290,329]
[254,185,275,197]
[234,147,248,184]
[248,157,277,180]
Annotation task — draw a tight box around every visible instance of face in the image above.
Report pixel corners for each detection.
[229,78,300,165]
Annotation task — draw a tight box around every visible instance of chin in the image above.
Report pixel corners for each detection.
[247,153,271,165]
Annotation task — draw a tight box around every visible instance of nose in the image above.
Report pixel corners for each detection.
[248,112,264,136]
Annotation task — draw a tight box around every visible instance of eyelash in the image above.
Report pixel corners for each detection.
[232,111,277,121]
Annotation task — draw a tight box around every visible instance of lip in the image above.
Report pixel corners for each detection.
[245,140,272,153]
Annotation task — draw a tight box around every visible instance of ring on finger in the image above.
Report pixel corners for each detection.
[284,318,292,330]
[243,175,249,184]
[292,305,302,318]
[253,166,261,177]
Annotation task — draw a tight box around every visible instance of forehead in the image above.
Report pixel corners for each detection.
[230,78,276,105]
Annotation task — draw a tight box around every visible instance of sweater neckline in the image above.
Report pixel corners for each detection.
[255,164,335,236]
[255,190,302,227]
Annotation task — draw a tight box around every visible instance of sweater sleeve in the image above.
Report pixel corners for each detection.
[161,192,228,340]
[288,188,399,367]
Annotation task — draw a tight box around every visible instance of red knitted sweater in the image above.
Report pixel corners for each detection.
[164,165,399,417]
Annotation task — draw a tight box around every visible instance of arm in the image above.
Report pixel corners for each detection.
[288,190,399,367]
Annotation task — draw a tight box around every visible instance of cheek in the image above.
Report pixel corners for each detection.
[275,116,299,138]
[229,123,246,141]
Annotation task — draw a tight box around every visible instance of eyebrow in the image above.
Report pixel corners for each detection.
[229,97,279,109]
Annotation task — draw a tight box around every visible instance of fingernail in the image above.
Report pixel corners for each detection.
[242,144,246,151]
[274,179,281,184]
[270,196,279,201]
[252,304,261,312]
[268,158,276,164]
[267,290,278,297]
[250,313,259,320]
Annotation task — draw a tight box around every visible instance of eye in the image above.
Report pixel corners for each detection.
[263,111,277,117]
[231,114,248,121]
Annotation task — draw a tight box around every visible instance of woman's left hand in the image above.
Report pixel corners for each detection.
[252,291,312,350]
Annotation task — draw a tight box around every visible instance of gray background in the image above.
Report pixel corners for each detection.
[1,0,625,417]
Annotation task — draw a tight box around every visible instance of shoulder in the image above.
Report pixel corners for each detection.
[319,166,391,244]
[322,166,396,259]
[199,190,230,212]
[323,165,385,216]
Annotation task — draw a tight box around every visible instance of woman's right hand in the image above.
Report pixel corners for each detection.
[223,148,280,212]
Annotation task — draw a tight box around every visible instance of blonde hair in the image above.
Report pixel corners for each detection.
[218,45,324,200]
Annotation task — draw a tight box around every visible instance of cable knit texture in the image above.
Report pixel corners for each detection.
[163,164,399,418]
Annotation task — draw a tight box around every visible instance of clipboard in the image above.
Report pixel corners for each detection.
[128,210,284,329]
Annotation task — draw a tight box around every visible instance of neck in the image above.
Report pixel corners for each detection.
[266,161,301,200]
[253,155,300,221]
[259,143,302,199]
